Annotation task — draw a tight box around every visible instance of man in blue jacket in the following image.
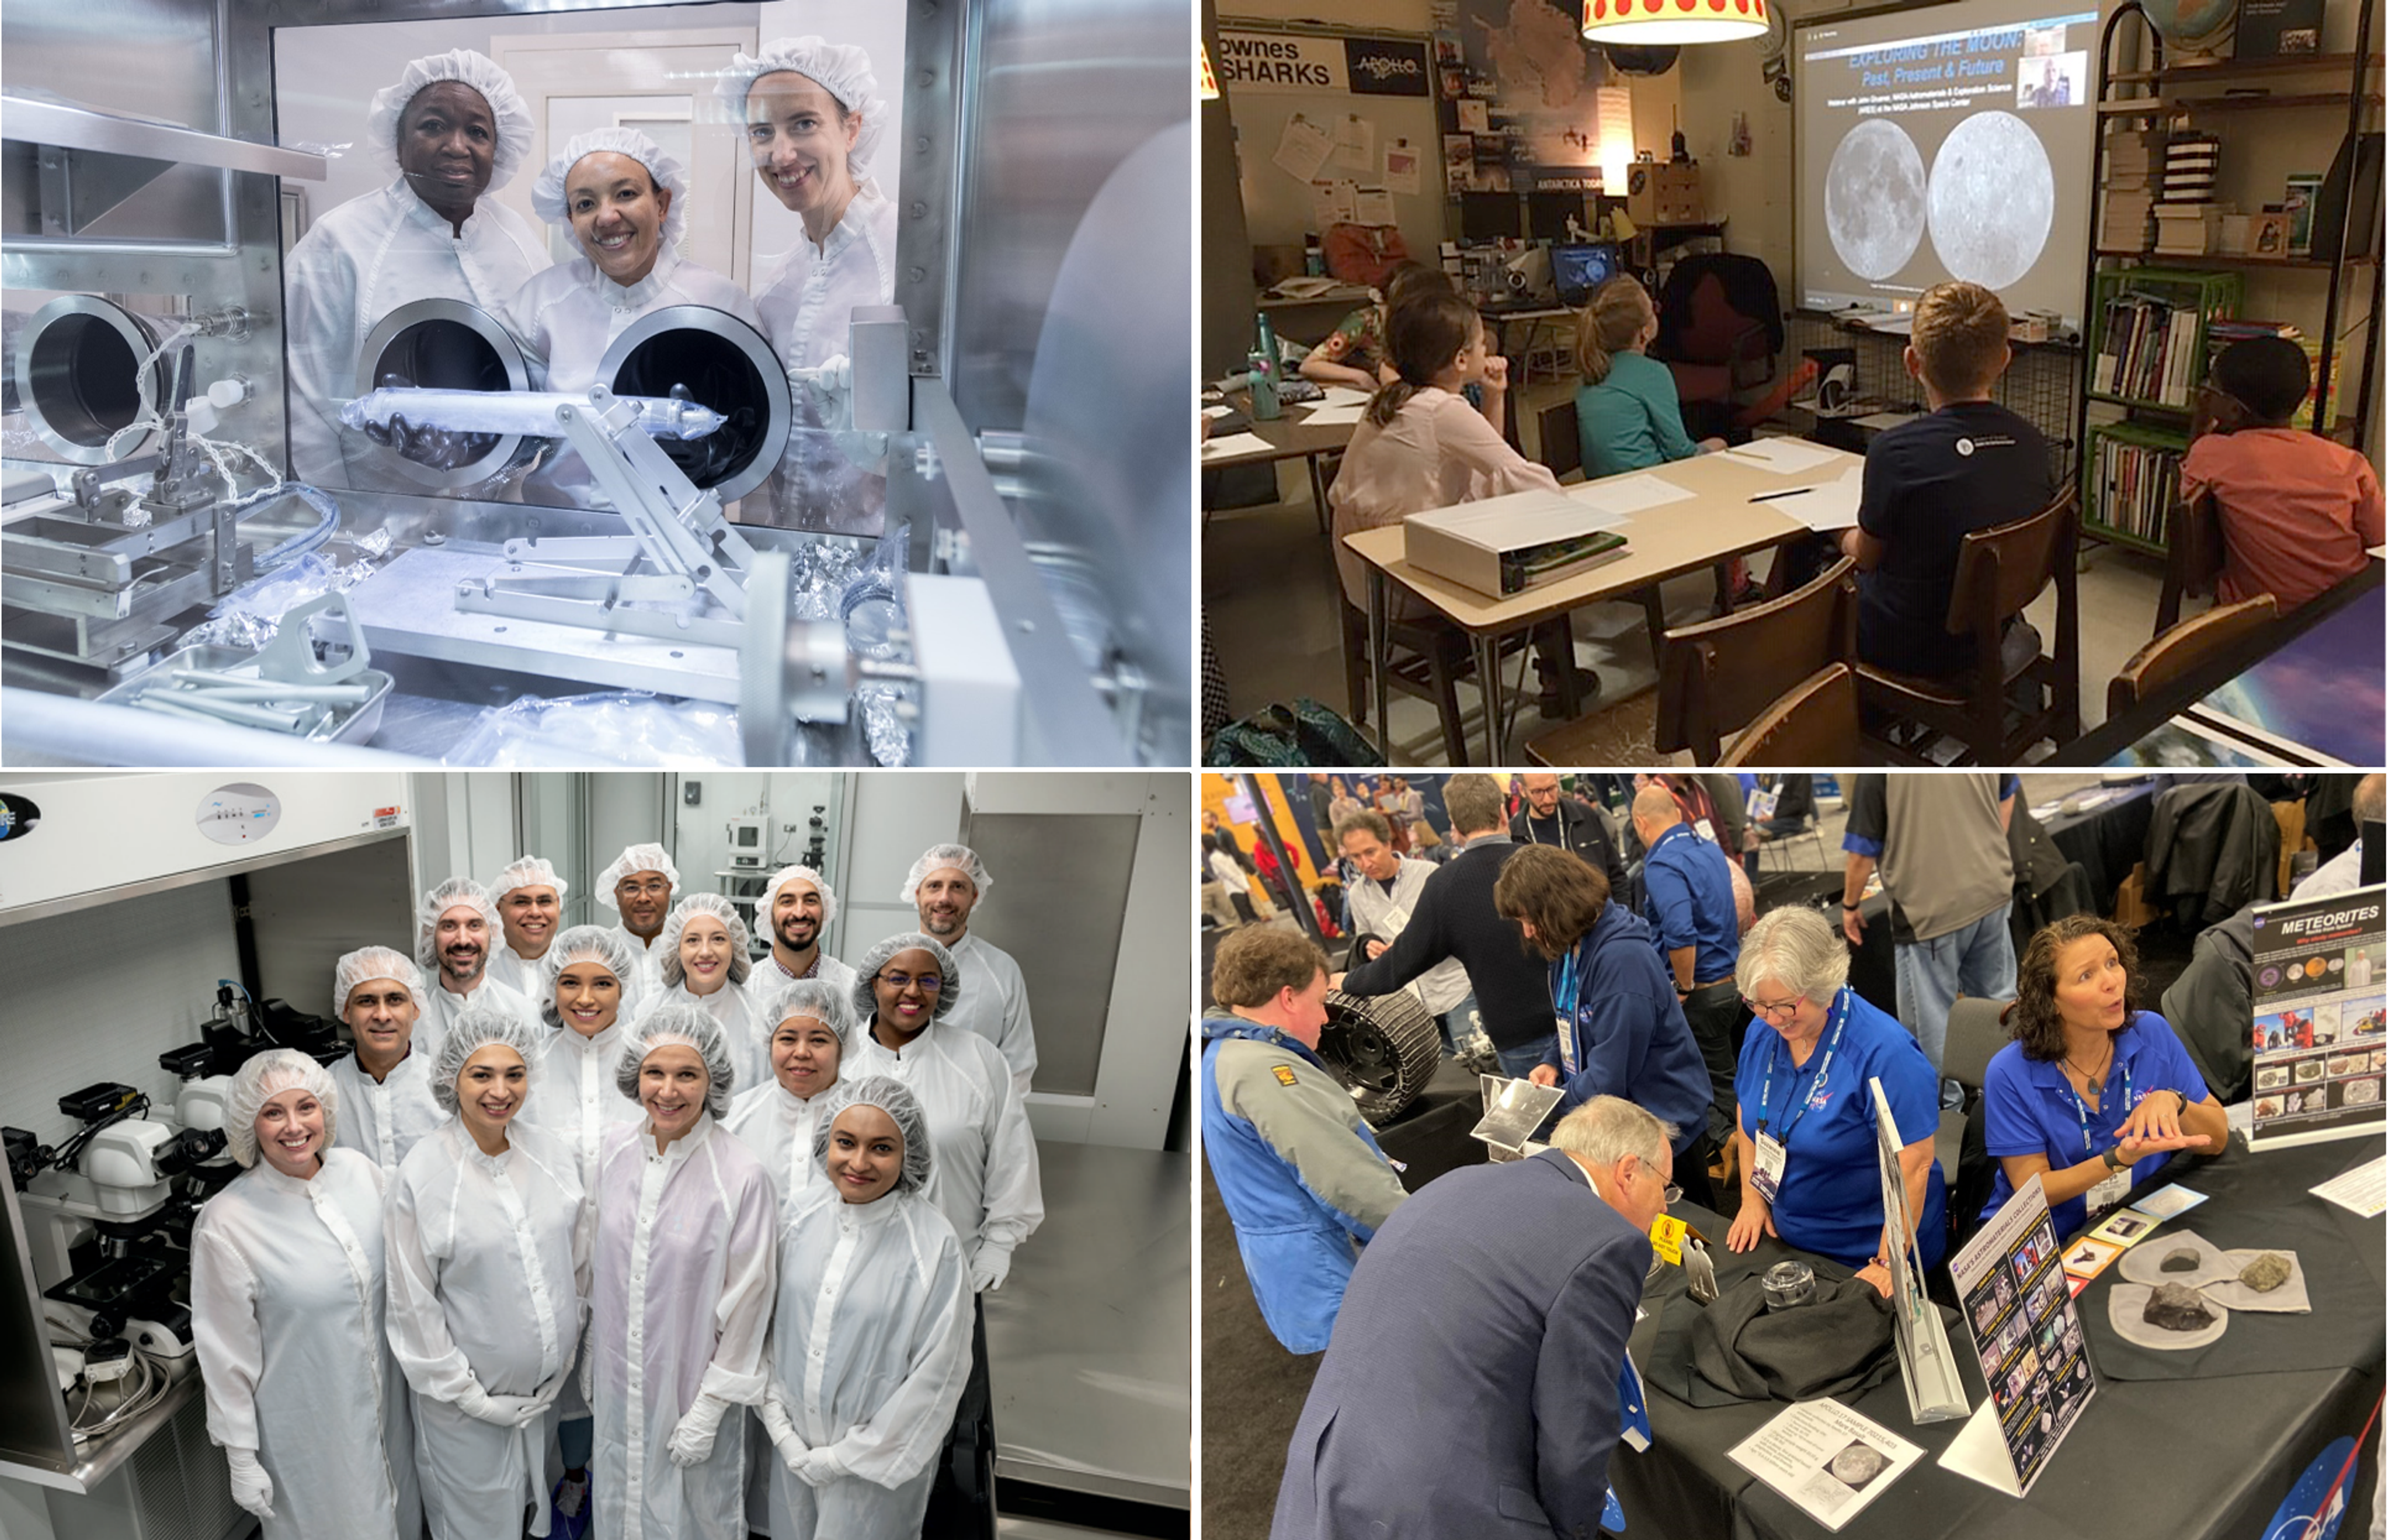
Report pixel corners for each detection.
[1202,926,1409,1354]
[1271,1096,1667,1540]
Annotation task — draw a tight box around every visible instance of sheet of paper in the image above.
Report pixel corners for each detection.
[2310,1154,2388,1218]
[1382,137,1421,194]
[1457,98,1490,133]
[1313,385,1372,408]
[2369,544,2387,559]
[1572,472,1694,519]
[1274,112,1334,182]
[2129,1183,2210,1220]
[1299,402,1367,426]
[2087,1208,2160,1247]
[1200,431,1276,460]
[1334,112,1375,172]
[1726,1400,1925,1534]
[1308,179,1343,230]
[1267,275,1348,301]
[1353,187,1396,227]
[1758,465,1864,532]
[1725,435,1847,474]
[1201,404,1234,419]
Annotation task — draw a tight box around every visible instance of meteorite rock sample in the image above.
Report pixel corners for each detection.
[2238,1252,2292,1292]
[2143,1282,2217,1332]
[2160,1247,2202,1274]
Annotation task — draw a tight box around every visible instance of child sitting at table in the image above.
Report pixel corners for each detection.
[1574,274,1727,477]
[1298,261,1451,393]
[1330,288,1592,712]
[2181,336,2384,612]
[1838,280,2051,679]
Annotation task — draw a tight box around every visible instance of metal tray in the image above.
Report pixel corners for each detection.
[94,643,392,745]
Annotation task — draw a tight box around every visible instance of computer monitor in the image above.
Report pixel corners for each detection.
[1550,242,1621,308]
[1460,192,1520,242]
[1525,190,1585,243]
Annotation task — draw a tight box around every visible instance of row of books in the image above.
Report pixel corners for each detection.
[2093,292,2207,405]
[2089,434,2184,545]
[2100,129,2163,248]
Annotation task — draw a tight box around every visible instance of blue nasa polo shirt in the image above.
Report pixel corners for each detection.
[1642,822,1740,984]
[1733,988,1947,1269]
[1979,1010,2212,1238]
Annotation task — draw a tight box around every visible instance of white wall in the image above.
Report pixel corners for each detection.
[842,771,969,962]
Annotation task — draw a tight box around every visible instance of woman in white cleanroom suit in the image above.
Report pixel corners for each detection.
[638,893,769,1089]
[189,1050,420,1540]
[758,1075,971,1539]
[385,1007,586,1539]
[718,38,898,533]
[283,48,547,489]
[589,1007,777,1540]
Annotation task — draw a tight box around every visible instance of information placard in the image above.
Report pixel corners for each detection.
[1938,1176,2097,1497]
[2250,885,2386,1150]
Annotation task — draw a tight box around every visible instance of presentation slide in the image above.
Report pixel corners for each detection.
[1795,4,2098,333]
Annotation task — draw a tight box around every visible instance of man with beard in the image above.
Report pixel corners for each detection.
[485,853,566,999]
[415,876,541,1051]
[1509,772,1627,897]
[748,864,858,996]
[597,842,678,1003]
[906,843,1037,1097]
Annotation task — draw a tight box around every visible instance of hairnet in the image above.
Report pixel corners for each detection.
[417,876,500,969]
[811,1074,931,1195]
[488,853,568,905]
[226,1049,340,1170]
[900,843,992,905]
[529,126,690,252]
[758,863,840,929]
[658,893,753,989]
[615,1004,737,1120]
[596,843,680,912]
[332,945,429,1021]
[760,978,855,1050]
[366,48,537,193]
[539,924,642,1027]
[850,931,959,1023]
[429,1006,547,1116]
[715,37,889,188]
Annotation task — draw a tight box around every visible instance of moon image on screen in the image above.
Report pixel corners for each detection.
[1928,111,2055,291]
[1824,119,1925,280]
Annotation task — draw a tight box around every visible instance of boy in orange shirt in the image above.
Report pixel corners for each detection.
[2181,337,2384,610]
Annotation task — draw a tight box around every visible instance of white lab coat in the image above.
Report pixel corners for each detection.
[753,190,898,535]
[500,248,766,506]
[723,1075,836,1532]
[590,1115,777,1540]
[1344,858,1472,1018]
[189,1149,421,1540]
[419,975,542,1059]
[844,1024,1042,1286]
[610,925,669,1006]
[521,1019,645,1424]
[283,179,548,489]
[941,932,1038,1098]
[486,943,554,1002]
[763,1186,972,1540]
[385,1120,588,1540]
[637,977,770,1097]
[747,951,859,1004]
[328,1047,446,1175]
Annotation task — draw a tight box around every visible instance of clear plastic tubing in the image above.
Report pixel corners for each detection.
[338,387,727,441]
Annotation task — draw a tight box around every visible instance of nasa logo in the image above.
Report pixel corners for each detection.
[1955,437,1975,457]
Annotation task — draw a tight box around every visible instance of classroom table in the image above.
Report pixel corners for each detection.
[1342,443,1864,763]
[1199,388,1361,527]
[1615,1131,2386,1540]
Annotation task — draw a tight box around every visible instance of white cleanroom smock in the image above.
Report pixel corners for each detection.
[609,926,669,1006]
[189,1147,422,1540]
[419,975,541,1056]
[844,1024,1044,1289]
[941,931,1039,1098]
[487,944,553,1000]
[753,191,899,534]
[385,1119,588,1539]
[723,1072,836,1529]
[640,978,770,1094]
[590,1114,778,1540]
[749,950,859,1001]
[762,1185,972,1539]
[284,180,548,489]
[329,1048,446,1174]
[521,1018,643,1425]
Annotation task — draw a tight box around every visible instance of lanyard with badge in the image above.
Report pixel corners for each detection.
[2075,1055,2137,1218]
[1749,989,1851,1204]
[1552,948,1581,1077]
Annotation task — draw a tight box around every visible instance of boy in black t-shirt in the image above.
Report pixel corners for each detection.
[1840,281,2052,677]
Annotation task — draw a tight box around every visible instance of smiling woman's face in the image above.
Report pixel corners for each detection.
[256,1089,326,1179]
[639,1044,709,1142]
[745,71,859,218]
[826,1102,903,1203]
[872,947,943,1037]
[565,151,670,286]
[554,964,621,1037]
[679,914,734,996]
[396,81,495,213]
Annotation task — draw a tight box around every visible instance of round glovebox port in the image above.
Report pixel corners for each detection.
[601,304,790,504]
[353,297,530,490]
[15,296,173,464]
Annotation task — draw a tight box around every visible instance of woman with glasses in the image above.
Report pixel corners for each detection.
[1490,845,1715,1209]
[1724,906,1947,1294]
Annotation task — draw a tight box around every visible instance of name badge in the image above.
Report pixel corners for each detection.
[2085,1165,2132,1220]
[1556,1012,1577,1077]
[1750,1133,1788,1203]
[1695,817,1717,843]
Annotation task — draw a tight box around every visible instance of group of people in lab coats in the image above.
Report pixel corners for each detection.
[188,838,1043,1540]
[283,37,894,532]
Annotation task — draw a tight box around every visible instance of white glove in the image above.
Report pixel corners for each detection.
[481,1392,545,1427]
[969,1243,1013,1293]
[795,1447,843,1489]
[227,1447,274,1520]
[455,1379,500,1425]
[787,353,887,472]
[666,1393,731,1468]
[758,1393,811,1472]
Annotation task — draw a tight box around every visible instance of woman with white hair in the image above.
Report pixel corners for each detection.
[757,1076,972,1539]
[284,48,548,489]
[718,37,896,533]
[326,944,444,1174]
[190,1050,421,1539]
[505,127,767,506]
[639,892,769,1088]
[591,1007,777,1540]
[386,1007,585,1539]
[1723,906,1947,1292]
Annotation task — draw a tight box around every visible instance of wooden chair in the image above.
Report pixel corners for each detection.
[1720,663,1861,765]
[2106,593,2278,719]
[2154,489,2226,634]
[1856,486,2082,765]
[1339,599,1543,764]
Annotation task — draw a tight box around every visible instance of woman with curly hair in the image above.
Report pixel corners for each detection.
[1979,914,2228,1237]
